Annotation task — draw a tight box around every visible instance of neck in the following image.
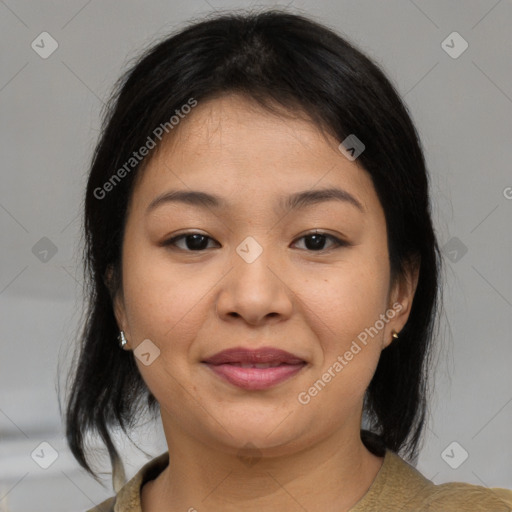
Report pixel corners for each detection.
[142,423,384,512]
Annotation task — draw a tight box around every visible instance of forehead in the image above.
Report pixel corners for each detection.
[130,94,378,215]
[154,94,342,167]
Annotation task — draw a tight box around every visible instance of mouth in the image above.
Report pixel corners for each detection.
[202,347,307,390]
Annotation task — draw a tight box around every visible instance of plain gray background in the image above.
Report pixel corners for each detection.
[1,0,511,510]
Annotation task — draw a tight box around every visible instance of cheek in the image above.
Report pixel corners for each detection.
[312,255,391,398]
[295,267,388,413]
[121,249,209,405]
[120,250,234,415]
[303,258,390,348]
[121,243,213,342]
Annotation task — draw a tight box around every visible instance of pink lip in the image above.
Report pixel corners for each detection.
[202,347,307,390]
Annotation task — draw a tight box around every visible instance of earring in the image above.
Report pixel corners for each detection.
[118,330,128,349]
[392,330,399,340]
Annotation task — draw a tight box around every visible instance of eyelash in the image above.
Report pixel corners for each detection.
[162,231,349,253]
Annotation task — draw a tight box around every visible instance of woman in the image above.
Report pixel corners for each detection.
[65,9,512,511]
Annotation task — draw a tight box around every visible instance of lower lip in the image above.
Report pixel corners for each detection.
[204,363,306,390]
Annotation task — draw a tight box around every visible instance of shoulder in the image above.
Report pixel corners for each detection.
[351,450,512,512]
[84,452,169,512]
[385,450,512,511]
[85,496,115,512]
[421,482,512,511]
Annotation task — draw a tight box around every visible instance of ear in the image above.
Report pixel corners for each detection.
[105,265,131,351]
[382,255,420,349]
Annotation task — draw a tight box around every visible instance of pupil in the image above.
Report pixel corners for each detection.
[187,234,208,250]
[306,234,326,251]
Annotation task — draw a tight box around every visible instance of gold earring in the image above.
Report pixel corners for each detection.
[392,330,399,340]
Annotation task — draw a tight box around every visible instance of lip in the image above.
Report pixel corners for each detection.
[202,347,307,390]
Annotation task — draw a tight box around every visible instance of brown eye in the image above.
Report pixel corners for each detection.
[163,233,219,251]
[293,232,348,252]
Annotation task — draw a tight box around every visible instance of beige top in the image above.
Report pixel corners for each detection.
[88,450,512,511]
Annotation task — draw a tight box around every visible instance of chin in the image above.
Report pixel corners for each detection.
[206,408,307,452]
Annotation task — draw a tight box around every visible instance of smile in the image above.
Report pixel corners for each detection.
[202,346,307,390]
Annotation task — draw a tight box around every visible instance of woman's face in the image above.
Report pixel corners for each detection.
[114,94,417,457]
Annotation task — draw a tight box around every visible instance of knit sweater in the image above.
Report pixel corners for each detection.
[87,450,512,511]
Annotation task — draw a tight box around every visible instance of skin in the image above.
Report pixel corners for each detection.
[113,93,419,511]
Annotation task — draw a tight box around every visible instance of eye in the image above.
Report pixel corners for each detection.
[162,230,348,252]
[163,232,220,251]
[292,231,348,252]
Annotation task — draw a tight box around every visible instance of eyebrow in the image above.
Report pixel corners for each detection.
[146,187,364,214]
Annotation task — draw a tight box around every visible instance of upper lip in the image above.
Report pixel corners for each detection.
[202,347,305,365]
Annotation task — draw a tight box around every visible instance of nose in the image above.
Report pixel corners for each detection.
[216,246,294,326]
